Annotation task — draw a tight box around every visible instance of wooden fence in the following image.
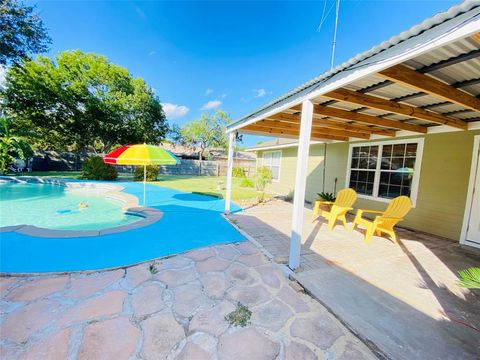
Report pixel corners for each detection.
[158,159,256,177]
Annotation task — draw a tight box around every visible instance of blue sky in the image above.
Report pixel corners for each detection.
[28,0,458,147]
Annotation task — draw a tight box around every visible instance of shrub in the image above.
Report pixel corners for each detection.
[255,166,272,202]
[81,156,118,180]
[255,166,272,192]
[317,192,336,202]
[232,166,246,178]
[134,165,159,181]
[240,177,254,188]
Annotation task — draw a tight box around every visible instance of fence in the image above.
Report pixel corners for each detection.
[30,151,256,177]
[159,159,256,177]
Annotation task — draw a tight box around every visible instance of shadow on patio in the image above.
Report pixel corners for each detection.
[229,199,480,360]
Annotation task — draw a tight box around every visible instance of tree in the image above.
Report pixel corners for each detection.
[0,0,51,65]
[0,116,33,173]
[1,50,169,153]
[180,110,231,160]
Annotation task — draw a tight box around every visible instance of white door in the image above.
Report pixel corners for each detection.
[466,146,480,245]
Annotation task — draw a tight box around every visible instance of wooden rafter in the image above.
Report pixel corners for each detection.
[378,64,480,112]
[243,124,349,141]
[269,112,396,137]
[257,119,370,139]
[312,104,428,133]
[323,88,468,129]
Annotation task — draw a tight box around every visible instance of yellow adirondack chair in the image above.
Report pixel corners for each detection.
[311,188,357,230]
[351,195,413,244]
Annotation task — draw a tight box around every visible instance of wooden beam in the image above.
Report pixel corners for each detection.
[244,124,349,141]
[312,104,428,133]
[378,64,480,112]
[324,88,468,129]
[268,113,396,136]
[257,119,370,139]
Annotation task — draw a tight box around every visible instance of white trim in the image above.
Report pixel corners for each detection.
[345,138,424,207]
[262,150,282,182]
[460,135,480,248]
[224,132,235,214]
[289,100,314,270]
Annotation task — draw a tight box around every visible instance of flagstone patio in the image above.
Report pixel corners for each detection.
[0,241,375,360]
[228,199,480,360]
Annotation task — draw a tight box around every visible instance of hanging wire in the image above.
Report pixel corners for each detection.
[317,0,336,32]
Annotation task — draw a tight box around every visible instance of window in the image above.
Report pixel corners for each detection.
[346,139,423,204]
[262,150,281,181]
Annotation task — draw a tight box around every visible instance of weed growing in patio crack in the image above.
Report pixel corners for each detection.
[149,263,158,274]
[225,302,252,327]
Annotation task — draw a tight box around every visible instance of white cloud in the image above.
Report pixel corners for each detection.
[161,103,190,119]
[201,100,222,110]
[253,88,266,98]
[204,88,214,96]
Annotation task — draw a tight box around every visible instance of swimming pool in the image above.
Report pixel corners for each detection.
[0,178,245,273]
[0,181,140,231]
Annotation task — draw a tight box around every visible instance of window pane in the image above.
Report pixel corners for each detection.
[404,157,416,170]
[351,157,359,168]
[390,157,404,170]
[271,166,280,180]
[379,184,388,197]
[388,185,401,198]
[350,170,359,181]
[389,171,404,186]
[352,147,360,156]
[358,171,368,182]
[383,145,392,157]
[358,158,368,169]
[360,146,370,157]
[380,171,390,185]
[381,157,391,170]
[393,144,406,157]
[367,171,376,183]
[401,186,411,196]
[406,143,417,157]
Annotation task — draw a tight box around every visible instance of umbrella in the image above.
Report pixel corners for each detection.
[104,144,180,205]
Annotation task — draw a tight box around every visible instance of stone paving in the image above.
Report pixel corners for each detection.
[0,241,375,360]
[229,199,480,360]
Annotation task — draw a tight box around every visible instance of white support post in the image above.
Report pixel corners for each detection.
[289,99,314,270]
[225,131,236,214]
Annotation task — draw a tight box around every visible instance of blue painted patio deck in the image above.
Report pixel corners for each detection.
[0,181,245,273]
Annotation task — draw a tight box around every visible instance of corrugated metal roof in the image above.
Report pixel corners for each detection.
[229,0,480,130]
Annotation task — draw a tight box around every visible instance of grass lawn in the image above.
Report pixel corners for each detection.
[152,175,271,203]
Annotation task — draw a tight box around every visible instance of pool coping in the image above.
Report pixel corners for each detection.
[0,176,163,238]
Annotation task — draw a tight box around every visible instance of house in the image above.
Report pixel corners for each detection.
[223,1,480,269]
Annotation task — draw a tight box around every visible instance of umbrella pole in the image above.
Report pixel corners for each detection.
[143,164,146,206]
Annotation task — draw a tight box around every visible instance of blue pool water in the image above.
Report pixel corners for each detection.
[0,182,140,230]
[0,180,245,273]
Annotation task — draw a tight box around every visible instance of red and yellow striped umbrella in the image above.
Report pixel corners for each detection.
[104,144,180,205]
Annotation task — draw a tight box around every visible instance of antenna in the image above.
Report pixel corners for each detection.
[330,0,341,69]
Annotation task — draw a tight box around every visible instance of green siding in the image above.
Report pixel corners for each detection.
[255,130,480,241]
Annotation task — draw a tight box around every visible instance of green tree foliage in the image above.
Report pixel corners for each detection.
[457,267,480,289]
[0,116,33,173]
[81,156,118,181]
[0,0,51,65]
[180,110,230,160]
[1,50,168,152]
